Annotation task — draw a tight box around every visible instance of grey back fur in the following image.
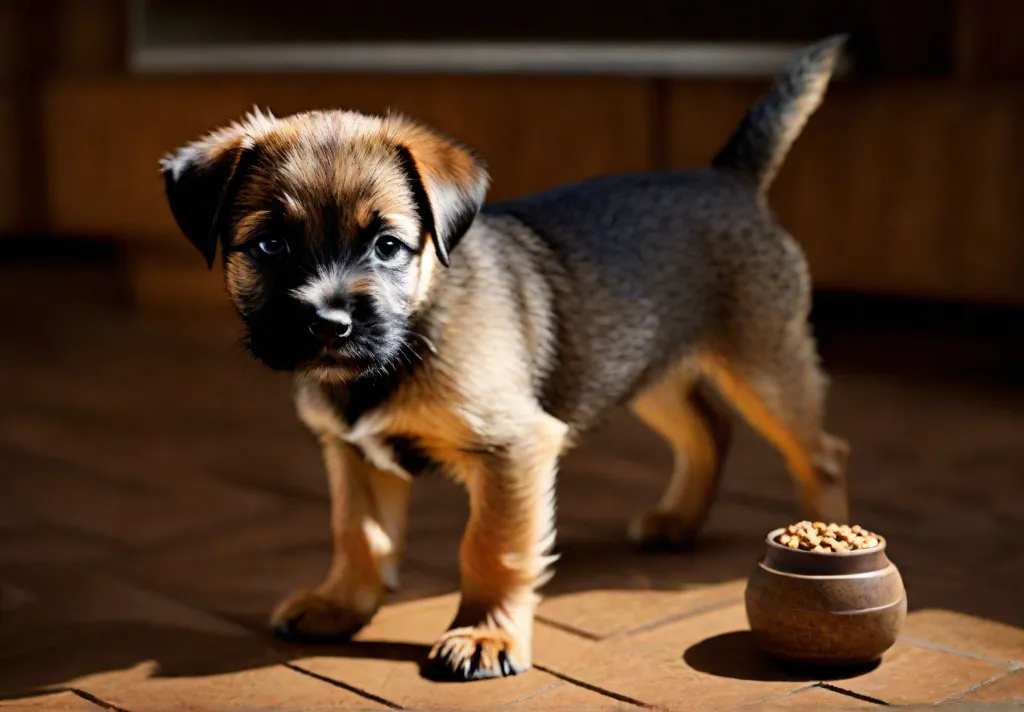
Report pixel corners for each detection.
[478,35,847,433]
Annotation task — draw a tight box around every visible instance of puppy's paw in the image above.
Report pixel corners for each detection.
[425,626,528,682]
[270,587,377,642]
[627,510,699,551]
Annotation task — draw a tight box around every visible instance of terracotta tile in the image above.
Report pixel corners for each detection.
[554,469,786,559]
[0,445,278,547]
[117,503,455,628]
[833,642,1006,706]
[293,594,569,709]
[502,681,637,710]
[0,526,115,568]
[531,612,602,669]
[0,692,108,711]
[538,581,746,641]
[899,569,1024,633]
[4,261,1024,712]
[4,407,331,502]
[903,609,1024,664]
[959,670,1024,702]
[0,569,273,699]
[536,603,809,711]
[77,660,384,712]
[743,686,876,710]
[536,499,782,640]
[869,707,1009,712]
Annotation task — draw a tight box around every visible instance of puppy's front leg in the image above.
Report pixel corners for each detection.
[272,436,409,641]
[428,411,567,681]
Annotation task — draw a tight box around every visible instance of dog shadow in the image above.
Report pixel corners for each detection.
[0,621,432,701]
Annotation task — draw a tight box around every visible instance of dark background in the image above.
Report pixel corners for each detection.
[1,0,1021,307]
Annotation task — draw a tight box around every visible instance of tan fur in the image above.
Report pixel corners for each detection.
[698,352,849,523]
[411,235,440,310]
[270,435,407,638]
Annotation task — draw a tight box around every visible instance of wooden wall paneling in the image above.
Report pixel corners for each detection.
[0,0,127,237]
[666,80,1024,305]
[3,2,57,235]
[0,94,18,231]
[0,1,17,230]
[53,0,128,75]
[42,75,655,243]
[954,0,1024,79]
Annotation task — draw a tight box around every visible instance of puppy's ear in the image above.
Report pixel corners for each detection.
[159,124,260,269]
[393,126,489,267]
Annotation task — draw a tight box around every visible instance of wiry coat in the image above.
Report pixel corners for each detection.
[160,36,851,682]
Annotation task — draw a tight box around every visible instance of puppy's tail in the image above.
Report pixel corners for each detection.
[711,34,847,194]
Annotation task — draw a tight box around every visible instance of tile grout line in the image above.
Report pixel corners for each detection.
[284,663,403,709]
[940,670,1019,703]
[80,563,279,638]
[533,614,602,641]
[69,688,134,712]
[533,664,659,710]
[103,503,312,560]
[817,682,891,707]
[717,490,801,516]
[4,435,337,560]
[897,635,1022,669]
[744,682,819,708]
[102,555,452,642]
[207,470,329,505]
[605,596,744,641]
[498,681,565,707]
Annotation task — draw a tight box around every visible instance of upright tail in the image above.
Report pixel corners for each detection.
[711,34,847,194]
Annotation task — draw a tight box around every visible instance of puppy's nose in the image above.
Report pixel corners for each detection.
[308,307,352,345]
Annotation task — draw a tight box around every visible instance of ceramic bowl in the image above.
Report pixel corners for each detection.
[745,527,906,667]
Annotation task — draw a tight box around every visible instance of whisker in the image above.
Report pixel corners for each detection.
[413,331,439,356]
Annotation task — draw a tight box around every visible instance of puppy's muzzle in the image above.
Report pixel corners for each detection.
[308,307,353,347]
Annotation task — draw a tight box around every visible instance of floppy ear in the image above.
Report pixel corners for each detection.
[159,125,260,269]
[393,126,489,267]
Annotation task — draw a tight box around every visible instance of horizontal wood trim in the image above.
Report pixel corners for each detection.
[24,73,1024,307]
[41,74,654,241]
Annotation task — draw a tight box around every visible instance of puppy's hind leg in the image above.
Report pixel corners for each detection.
[701,322,850,524]
[627,364,733,549]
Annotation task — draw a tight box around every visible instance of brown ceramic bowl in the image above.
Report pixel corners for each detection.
[745,527,907,667]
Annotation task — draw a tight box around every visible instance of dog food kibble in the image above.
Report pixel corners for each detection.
[776,521,881,552]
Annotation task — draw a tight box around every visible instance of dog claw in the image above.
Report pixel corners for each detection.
[424,626,528,682]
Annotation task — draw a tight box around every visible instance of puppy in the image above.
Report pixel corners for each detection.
[160,35,850,681]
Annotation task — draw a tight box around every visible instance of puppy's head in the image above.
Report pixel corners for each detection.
[160,108,488,381]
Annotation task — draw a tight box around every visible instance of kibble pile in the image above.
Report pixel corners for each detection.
[776,521,881,552]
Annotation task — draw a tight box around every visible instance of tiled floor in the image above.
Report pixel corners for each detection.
[1,258,1022,711]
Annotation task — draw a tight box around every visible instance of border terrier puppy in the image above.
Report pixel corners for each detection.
[161,36,850,681]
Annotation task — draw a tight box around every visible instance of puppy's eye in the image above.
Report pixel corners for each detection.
[257,238,288,257]
[374,236,403,261]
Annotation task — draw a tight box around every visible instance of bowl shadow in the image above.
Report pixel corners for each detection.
[683,631,879,682]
